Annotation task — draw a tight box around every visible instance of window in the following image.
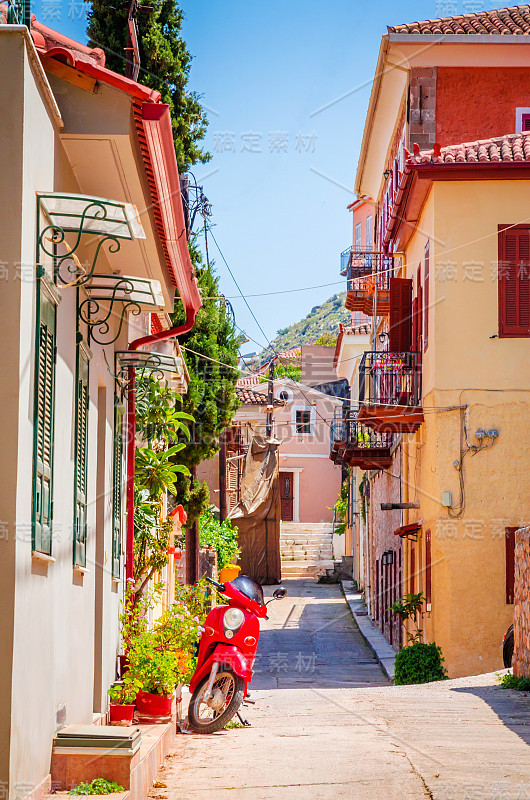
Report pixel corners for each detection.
[498,225,530,337]
[423,243,430,351]
[112,400,125,578]
[505,527,517,605]
[365,215,373,252]
[32,282,57,555]
[295,410,311,434]
[354,222,362,251]
[516,107,530,132]
[389,277,413,352]
[73,344,89,567]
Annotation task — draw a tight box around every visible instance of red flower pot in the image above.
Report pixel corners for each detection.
[109,704,135,724]
[135,690,173,718]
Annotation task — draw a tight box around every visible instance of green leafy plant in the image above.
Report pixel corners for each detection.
[333,479,349,536]
[198,507,240,570]
[135,445,190,497]
[394,642,447,685]
[499,672,530,691]
[135,377,193,448]
[107,674,142,705]
[224,718,246,729]
[69,779,124,795]
[123,581,206,694]
[133,493,173,595]
[391,592,425,644]
[359,474,370,524]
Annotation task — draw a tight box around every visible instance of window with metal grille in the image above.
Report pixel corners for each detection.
[73,345,89,567]
[32,285,57,555]
[112,400,124,578]
[498,225,530,337]
[295,410,311,434]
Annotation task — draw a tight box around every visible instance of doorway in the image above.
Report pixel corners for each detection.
[280,472,294,521]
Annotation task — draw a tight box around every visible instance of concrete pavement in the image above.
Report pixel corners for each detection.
[149,579,530,800]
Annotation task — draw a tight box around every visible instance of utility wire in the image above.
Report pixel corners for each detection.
[207,226,278,355]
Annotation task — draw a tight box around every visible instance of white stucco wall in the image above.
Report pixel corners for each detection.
[0,30,124,795]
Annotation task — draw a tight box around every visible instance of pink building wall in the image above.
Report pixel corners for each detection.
[273,379,343,524]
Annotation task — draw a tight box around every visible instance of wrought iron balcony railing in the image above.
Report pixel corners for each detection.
[340,247,352,276]
[346,251,394,292]
[330,409,394,465]
[358,351,422,408]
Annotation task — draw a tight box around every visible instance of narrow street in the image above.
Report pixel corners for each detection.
[150,581,530,800]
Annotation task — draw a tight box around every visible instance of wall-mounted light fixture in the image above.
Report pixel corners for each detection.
[383,169,391,181]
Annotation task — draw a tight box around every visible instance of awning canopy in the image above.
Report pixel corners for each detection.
[38,192,146,240]
[394,522,422,540]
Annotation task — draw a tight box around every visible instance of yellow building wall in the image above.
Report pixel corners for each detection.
[401,180,530,677]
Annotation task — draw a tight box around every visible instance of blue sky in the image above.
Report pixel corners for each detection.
[44,0,505,352]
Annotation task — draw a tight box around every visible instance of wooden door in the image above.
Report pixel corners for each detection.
[280,472,294,521]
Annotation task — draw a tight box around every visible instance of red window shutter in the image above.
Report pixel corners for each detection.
[410,542,415,595]
[389,277,413,352]
[423,244,430,351]
[499,226,530,337]
[415,265,423,352]
[522,114,530,131]
[425,529,432,605]
[375,560,380,620]
[505,527,517,604]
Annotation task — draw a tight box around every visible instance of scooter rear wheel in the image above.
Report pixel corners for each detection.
[188,668,245,734]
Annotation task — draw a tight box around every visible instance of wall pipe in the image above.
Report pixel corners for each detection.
[125,307,197,582]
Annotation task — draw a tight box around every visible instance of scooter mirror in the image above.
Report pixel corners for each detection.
[273,587,287,599]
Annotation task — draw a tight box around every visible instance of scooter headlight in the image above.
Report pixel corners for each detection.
[223,608,245,638]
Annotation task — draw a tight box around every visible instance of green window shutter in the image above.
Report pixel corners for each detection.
[73,346,89,567]
[32,287,57,555]
[112,400,124,578]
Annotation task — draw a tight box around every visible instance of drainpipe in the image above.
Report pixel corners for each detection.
[125,307,197,583]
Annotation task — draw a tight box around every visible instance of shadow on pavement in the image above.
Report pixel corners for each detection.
[452,684,530,748]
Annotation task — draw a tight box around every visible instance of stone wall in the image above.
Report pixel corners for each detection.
[409,67,437,150]
[513,526,530,677]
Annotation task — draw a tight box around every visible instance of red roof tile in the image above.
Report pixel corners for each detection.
[388,5,530,36]
[236,387,283,406]
[409,131,530,165]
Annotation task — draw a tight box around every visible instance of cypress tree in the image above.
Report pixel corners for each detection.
[172,237,240,524]
[87,0,209,169]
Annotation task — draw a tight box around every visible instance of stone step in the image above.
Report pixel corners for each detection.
[281,561,334,578]
[279,537,334,545]
[280,523,334,530]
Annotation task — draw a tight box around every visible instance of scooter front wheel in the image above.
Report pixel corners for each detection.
[188,668,245,733]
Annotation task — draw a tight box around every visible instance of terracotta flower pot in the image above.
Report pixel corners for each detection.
[109,703,135,724]
[135,689,173,718]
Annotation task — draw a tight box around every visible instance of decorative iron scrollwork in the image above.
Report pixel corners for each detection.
[79,278,142,346]
[36,193,145,288]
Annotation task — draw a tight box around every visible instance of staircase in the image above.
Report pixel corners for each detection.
[280,522,335,578]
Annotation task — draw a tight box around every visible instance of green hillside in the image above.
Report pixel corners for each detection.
[259,292,350,361]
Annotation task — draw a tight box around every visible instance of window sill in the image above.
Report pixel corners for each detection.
[32,551,55,564]
[73,565,89,575]
[111,576,121,585]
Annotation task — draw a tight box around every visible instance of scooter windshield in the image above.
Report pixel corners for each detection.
[230,575,264,606]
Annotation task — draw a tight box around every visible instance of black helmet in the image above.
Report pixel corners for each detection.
[230,575,264,605]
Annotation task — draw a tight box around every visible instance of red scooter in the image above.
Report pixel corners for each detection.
[187,575,287,733]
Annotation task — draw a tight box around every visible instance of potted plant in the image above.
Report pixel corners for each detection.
[107,674,143,724]
[128,634,179,718]
[126,585,206,721]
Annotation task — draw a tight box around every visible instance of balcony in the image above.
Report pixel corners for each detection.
[330,410,393,470]
[357,351,424,433]
[344,252,395,316]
